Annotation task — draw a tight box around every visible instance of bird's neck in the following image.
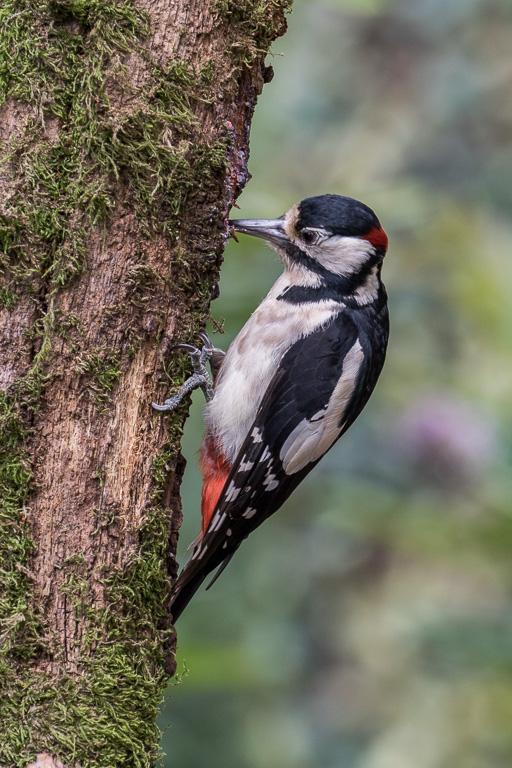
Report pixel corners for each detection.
[277,258,384,307]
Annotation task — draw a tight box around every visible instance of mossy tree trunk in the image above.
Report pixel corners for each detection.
[0,1,291,766]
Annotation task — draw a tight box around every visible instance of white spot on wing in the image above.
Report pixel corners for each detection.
[210,509,227,532]
[263,472,279,491]
[260,445,271,462]
[280,339,365,474]
[238,458,254,471]
[243,507,257,519]
[224,481,241,503]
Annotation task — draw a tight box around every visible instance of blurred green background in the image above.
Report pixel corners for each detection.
[159,0,512,765]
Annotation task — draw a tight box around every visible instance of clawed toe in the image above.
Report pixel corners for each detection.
[198,331,213,349]
[172,342,201,357]
[152,332,224,411]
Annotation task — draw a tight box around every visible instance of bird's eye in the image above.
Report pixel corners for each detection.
[301,229,319,246]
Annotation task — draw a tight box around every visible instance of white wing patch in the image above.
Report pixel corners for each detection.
[260,446,271,462]
[251,428,263,443]
[280,339,365,474]
[224,480,241,503]
[263,471,279,491]
[209,509,227,532]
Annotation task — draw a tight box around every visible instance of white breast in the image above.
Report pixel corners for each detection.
[205,273,342,463]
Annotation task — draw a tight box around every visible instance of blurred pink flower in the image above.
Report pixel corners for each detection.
[394,392,497,490]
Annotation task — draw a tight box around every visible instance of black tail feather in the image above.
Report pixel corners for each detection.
[169,569,208,623]
[205,552,235,591]
[171,549,240,621]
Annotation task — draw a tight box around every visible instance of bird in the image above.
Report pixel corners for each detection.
[152,193,389,621]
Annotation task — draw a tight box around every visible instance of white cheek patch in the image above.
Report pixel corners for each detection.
[280,339,364,474]
[310,236,374,278]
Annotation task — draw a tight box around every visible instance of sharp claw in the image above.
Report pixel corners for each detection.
[172,343,200,355]
[153,333,221,413]
[197,331,212,349]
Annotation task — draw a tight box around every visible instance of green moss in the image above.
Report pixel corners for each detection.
[0,0,292,762]
[14,302,56,410]
[214,0,292,64]
[76,350,122,409]
[0,286,16,308]
[0,390,43,673]
[0,655,168,768]
[0,3,227,304]
[0,307,62,672]
[0,487,174,767]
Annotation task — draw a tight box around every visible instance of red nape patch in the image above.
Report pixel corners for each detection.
[199,436,231,534]
[363,226,388,252]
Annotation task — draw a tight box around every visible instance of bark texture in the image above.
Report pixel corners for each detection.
[0,1,291,765]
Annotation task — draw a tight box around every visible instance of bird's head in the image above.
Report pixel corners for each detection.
[229,194,387,296]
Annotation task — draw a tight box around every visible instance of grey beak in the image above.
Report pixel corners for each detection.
[229,218,288,247]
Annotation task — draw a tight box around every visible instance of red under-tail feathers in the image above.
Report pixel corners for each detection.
[199,433,231,535]
[168,434,230,622]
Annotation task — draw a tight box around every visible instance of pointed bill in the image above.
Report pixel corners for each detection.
[229,218,288,248]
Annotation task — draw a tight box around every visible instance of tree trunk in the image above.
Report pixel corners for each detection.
[0,1,291,765]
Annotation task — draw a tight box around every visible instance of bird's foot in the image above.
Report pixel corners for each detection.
[152,332,224,411]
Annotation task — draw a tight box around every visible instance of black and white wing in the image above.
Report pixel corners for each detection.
[170,306,388,620]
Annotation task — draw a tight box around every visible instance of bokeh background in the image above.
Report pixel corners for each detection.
[159,0,512,765]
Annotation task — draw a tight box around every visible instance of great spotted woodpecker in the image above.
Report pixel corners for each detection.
[153,194,389,621]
